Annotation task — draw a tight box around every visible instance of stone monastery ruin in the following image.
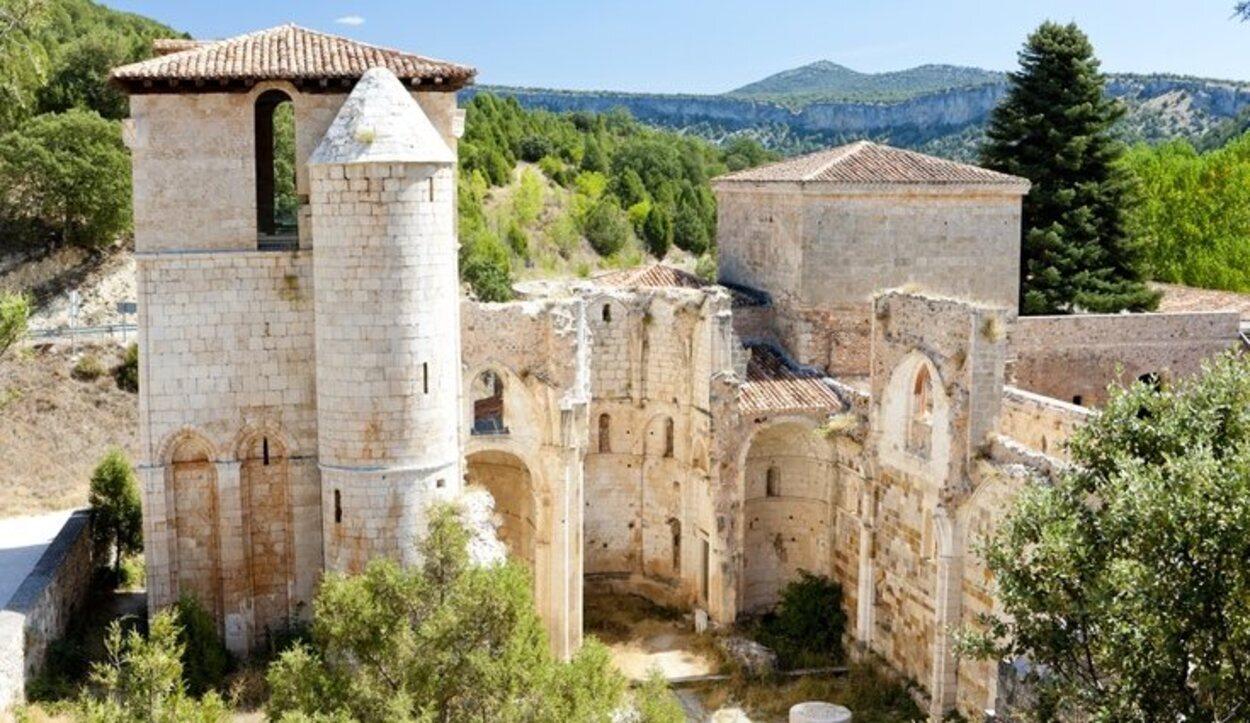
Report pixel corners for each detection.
[112,26,1245,721]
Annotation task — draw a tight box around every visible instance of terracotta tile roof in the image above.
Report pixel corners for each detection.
[593,264,765,307]
[112,24,475,91]
[1154,283,1250,320]
[152,38,206,56]
[741,346,845,415]
[713,141,1029,187]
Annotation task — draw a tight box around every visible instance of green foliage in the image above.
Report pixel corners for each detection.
[113,340,137,392]
[505,220,529,258]
[980,22,1158,314]
[641,203,673,258]
[632,669,683,723]
[727,59,1005,105]
[72,353,104,380]
[582,199,631,257]
[172,595,231,697]
[0,108,131,248]
[266,505,628,722]
[512,167,544,225]
[1121,135,1250,291]
[753,571,847,670]
[88,448,142,575]
[0,290,29,358]
[272,101,297,230]
[969,352,1250,721]
[694,253,717,283]
[77,609,229,722]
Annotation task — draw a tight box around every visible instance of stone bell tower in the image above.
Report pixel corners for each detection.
[308,67,463,571]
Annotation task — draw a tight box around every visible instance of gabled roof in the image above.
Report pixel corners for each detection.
[309,67,454,166]
[713,141,1029,188]
[111,24,475,94]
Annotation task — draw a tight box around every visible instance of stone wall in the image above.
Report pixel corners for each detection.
[998,386,1092,460]
[1011,312,1241,406]
[0,511,93,713]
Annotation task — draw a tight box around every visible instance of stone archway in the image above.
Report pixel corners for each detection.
[741,420,835,613]
[168,435,222,621]
[465,450,537,572]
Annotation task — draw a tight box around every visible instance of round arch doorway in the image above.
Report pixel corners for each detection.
[465,450,537,572]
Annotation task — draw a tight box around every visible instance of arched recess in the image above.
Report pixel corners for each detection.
[466,450,537,572]
[239,430,293,639]
[741,418,835,614]
[879,352,952,479]
[255,88,298,249]
[167,434,223,622]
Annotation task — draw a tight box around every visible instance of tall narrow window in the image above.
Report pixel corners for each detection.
[907,366,934,458]
[427,177,435,202]
[663,417,675,458]
[602,304,612,323]
[598,414,612,453]
[334,489,342,524]
[423,362,429,394]
[765,466,780,497]
[669,518,682,574]
[255,89,298,251]
[472,370,506,435]
[262,437,270,466]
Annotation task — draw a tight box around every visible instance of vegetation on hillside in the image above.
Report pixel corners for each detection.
[980,21,1158,315]
[0,289,29,357]
[727,60,1004,105]
[965,353,1250,721]
[456,94,775,300]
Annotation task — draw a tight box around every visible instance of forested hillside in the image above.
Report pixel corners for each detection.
[726,60,1004,105]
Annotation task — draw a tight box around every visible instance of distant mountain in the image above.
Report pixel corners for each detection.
[727,60,1004,104]
[467,62,1250,161]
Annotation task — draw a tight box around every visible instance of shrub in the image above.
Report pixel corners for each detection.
[72,354,104,381]
[642,204,673,259]
[755,571,847,670]
[505,221,529,258]
[88,448,142,576]
[694,253,717,283]
[113,341,138,392]
[0,291,29,359]
[633,668,684,723]
[173,594,231,696]
[582,199,631,257]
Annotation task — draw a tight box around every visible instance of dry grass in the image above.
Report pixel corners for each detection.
[0,341,138,517]
[692,664,925,723]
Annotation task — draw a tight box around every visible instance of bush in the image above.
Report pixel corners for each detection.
[755,571,847,670]
[695,253,717,283]
[113,341,138,392]
[0,290,29,359]
[633,668,684,723]
[582,199,631,257]
[72,354,105,381]
[88,448,142,576]
[642,204,674,259]
[173,594,231,696]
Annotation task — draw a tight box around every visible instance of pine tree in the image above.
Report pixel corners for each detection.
[980,22,1159,315]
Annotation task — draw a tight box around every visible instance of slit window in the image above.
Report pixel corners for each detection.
[427,176,435,202]
[598,413,611,453]
[765,466,780,497]
[255,89,298,251]
[663,417,675,458]
[334,489,342,524]
[262,437,270,466]
[669,518,682,574]
[602,304,612,323]
[423,362,429,394]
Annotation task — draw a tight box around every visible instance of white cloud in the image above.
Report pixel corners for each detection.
[335,15,365,26]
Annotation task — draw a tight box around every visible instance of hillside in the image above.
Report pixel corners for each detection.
[470,67,1250,160]
[727,60,1004,104]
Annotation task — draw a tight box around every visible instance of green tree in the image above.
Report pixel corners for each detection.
[967,352,1250,721]
[580,136,609,173]
[266,505,627,722]
[582,199,631,257]
[78,609,229,722]
[36,29,132,119]
[89,448,143,576]
[641,203,673,259]
[172,594,230,696]
[980,22,1158,314]
[672,191,710,255]
[0,290,29,358]
[0,108,131,247]
[512,167,544,226]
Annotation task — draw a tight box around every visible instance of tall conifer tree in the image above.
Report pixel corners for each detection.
[981,22,1158,314]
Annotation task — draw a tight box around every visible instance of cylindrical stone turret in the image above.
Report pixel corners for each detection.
[308,67,462,571]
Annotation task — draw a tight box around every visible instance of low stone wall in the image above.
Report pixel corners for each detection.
[0,510,93,713]
[998,386,1093,460]
[1011,312,1241,407]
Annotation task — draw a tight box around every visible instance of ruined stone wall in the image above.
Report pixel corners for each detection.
[581,288,723,610]
[998,386,1092,460]
[135,251,320,651]
[774,303,874,378]
[1011,312,1240,406]
[461,298,588,659]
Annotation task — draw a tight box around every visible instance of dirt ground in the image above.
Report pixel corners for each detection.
[0,341,139,518]
[584,592,719,681]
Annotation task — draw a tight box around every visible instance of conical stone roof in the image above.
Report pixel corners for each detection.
[309,66,455,166]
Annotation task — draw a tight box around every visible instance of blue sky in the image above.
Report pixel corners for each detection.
[103,1,1250,93]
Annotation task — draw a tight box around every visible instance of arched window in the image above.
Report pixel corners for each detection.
[602,303,612,323]
[255,89,298,251]
[907,366,934,458]
[663,417,675,458]
[598,413,611,453]
[472,370,506,435]
[765,466,780,497]
[668,518,682,574]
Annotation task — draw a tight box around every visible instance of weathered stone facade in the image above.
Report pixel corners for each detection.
[119,27,1245,722]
